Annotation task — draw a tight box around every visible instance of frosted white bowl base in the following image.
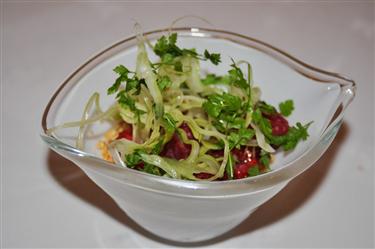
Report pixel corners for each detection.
[74,157,288,242]
[119,188,287,242]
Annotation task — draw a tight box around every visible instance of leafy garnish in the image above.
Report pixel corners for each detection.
[126,78,145,95]
[252,108,273,137]
[107,65,130,95]
[252,104,311,151]
[153,33,221,66]
[269,122,311,150]
[113,64,129,75]
[107,65,145,96]
[125,149,145,167]
[174,61,183,72]
[228,60,249,90]
[259,150,271,168]
[162,112,177,134]
[201,74,230,85]
[203,93,242,118]
[258,101,276,115]
[151,139,164,155]
[153,33,184,60]
[228,128,255,149]
[116,91,145,120]
[279,99,294,117]
[143,163,163,176]
[248,166,260,176]
[203,49,221,65]
[157,75,172,91]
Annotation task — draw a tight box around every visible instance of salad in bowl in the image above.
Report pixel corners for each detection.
[47,31,311,181]
[41,25,354,242]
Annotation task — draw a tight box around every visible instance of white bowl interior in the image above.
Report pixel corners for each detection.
[52,35,341,172]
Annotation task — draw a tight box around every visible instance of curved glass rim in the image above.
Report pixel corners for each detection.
[41,27,356,197]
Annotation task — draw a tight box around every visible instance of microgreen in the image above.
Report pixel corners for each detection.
[228,59,249,90]
[203,49,221,65]
[157,75,172,91]
[107,64,146,96]
[116,91,145,121]
[201,74,230,85]
[259,150,271,168]
[125,149,146,167]
[162,112,177,134]
[203,93,242,118]
[279,99,294,117]
[269,122,311,150]
[227,128,255,149]
[143,163,163,176]
[153,33,221,67]
[258,101,277,115]
[248,166,260,176]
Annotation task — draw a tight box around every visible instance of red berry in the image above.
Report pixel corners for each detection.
[117,125,133,140]
[136,162,144,170]
[232,147,255,164]
[160,133,191,160]
[194,172,214,179]
[268,114,289,136]
[207,149,224,158]
[172,134,192,160]
[180,122,194,139]
[234,163,250,179]
[234,159,258,179]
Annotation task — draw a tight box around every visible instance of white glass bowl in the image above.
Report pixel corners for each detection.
[41,27,355,242]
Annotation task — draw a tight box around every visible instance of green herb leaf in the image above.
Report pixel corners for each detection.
[161,53,174,63]
[174,61,183,72]
[154,33,220,68]
[125,78,145,95]
[107,65,145,96]
[203,93,242,118]
[201,74,230,85]
[182,48,198,57]
[154,36,171,56]
[154,33,183,59]
[203,93,246,132]
[279,99,294,117]
[162,112,177,134]
[281,122,310,150]
[252,108,273,137]
[117,91,145,119]
[157,75,172,91]
[258,101,277,115]
[259,150,271,168]
[151,139,164,155]
[268,121,312,151]
[107,65,131,95]
[168,33,177,44]
[204,49,221,65]
[107,77,124,95]
[228,60,249,90]
[143,163,163,176]
[228,128,255,149]
[113,65,130,75]
[248,166,260,176]
[125,149,146,167]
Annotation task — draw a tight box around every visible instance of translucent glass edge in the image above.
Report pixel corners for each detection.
[40,27,356,196]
